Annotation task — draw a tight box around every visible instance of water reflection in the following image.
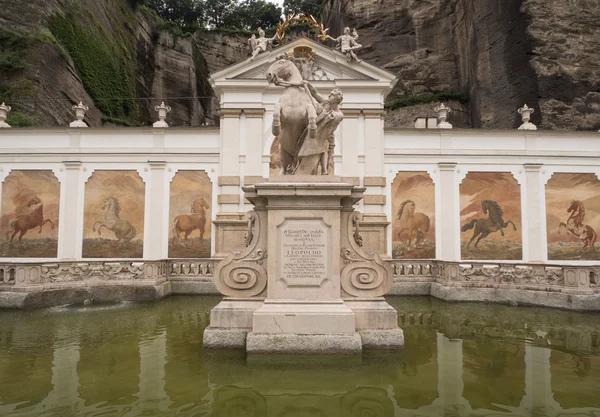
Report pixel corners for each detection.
[0,296,599,416]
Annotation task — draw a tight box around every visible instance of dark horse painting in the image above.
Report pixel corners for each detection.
[461,200,517,249]
[6,196,55,248]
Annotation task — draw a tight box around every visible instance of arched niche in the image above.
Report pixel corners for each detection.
[83,170,145,258]
[391,171,436,259]
[459,172,522,261]
[1,170,60,258]
[545,173,600,260]
[168,170,213,258]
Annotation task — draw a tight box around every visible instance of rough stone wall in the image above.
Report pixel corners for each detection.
[323,0,600,130]
[0,0,215,127]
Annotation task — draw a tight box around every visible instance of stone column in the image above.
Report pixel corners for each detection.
[59,161,84,259]
[138,329,169,411]
[363,110,386,215]
[438,163,460,261]
[144,161,168,259]
[524,164,545,262]
[243,109,265,184]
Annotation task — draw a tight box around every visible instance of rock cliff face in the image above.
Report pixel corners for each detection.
[0,0,597,130]
[323,0,600,130]
[0,0,217,127]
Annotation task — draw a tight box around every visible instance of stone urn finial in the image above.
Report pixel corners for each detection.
[518,104,537,130]
[153,102,171,128]
[70,101,89,128]
[434,103,452,129]
[0,102,12,128]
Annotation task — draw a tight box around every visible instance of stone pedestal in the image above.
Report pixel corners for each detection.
[204,176,403,354]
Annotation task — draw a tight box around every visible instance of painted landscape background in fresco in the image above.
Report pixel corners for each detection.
[391,171,435,259]
[169,171,212,258]
[546,173,600,260]
[460,172,522,260]
[0,171,60,257]
[83,171,145,258]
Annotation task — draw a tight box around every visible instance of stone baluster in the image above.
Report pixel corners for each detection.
[434,103,452,129]
[0,102,11,128]
[518,104,537,130]
[70,102,89,128]
[153,102,171,128]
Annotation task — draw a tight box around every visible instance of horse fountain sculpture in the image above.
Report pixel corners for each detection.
[92,197,136,245]
[173,198,210,245]
[558,200,597,251]
[6,196,54,248]
[396,200,431,248]
[267,54,344,175]
[461,200,517,250]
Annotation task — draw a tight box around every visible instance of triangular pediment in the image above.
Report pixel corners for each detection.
[210,37,396,84]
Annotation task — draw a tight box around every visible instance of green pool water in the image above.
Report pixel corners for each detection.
[1,296,599,417]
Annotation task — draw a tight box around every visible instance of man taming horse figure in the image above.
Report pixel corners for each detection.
[298,81,343,175]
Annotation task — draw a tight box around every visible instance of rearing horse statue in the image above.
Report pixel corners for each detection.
[267,55,319,175]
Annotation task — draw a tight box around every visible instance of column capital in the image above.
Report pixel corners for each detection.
[148,160,167,170]
[523,163,543,172]
[243,108,265,118]
[63,161,82,170]
[342,109,362,117]
[219,108,243,118]
[438,162,457,171]
[362,109,385,119]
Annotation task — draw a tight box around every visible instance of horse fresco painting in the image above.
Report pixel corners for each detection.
[546,173,600,260]
[391,172,435,259]
[0,171,60,257]
[460,172,522,260]
[169,171,212,258]
[83,171,145,258]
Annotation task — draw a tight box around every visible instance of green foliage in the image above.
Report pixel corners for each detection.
[143,0,204,26]
[283,0,323,17]
[6,111,36,127]
[48,13,136,122]
[224,0,282,30]
[0,27,32,72]
[385,92,469,110]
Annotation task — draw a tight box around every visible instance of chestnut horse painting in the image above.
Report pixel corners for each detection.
[1,170,60,257]
[169,171,212,258]
[173,198,210,244]
[546,173,600,260]
[6,196,55,248]
[391,172,436,259]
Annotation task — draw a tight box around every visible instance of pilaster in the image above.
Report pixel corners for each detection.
[363,109,386,214]
[439,162,460,261]
[524,164,545,262]
[144,161,168,259]
[243,109,265,178]
[59,161,83,259]
[340,109,361,179]
[219,109,242,213]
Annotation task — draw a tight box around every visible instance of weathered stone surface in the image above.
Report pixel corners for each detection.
[360,329,404,349]
[246,333,362,355]
[203,327,248,349]
[323,0,600,131]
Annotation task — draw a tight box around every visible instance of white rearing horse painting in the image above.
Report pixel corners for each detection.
[92,197,136,245]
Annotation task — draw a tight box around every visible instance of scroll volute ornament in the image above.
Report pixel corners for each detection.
[214,209,268,297]
[340,210,393,298]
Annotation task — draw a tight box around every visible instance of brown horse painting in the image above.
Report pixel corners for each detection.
[173,198,210,244]
[6,196,55,248]
[461,200,517,250]
[558,200,597,251]
[396,200,431,248]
